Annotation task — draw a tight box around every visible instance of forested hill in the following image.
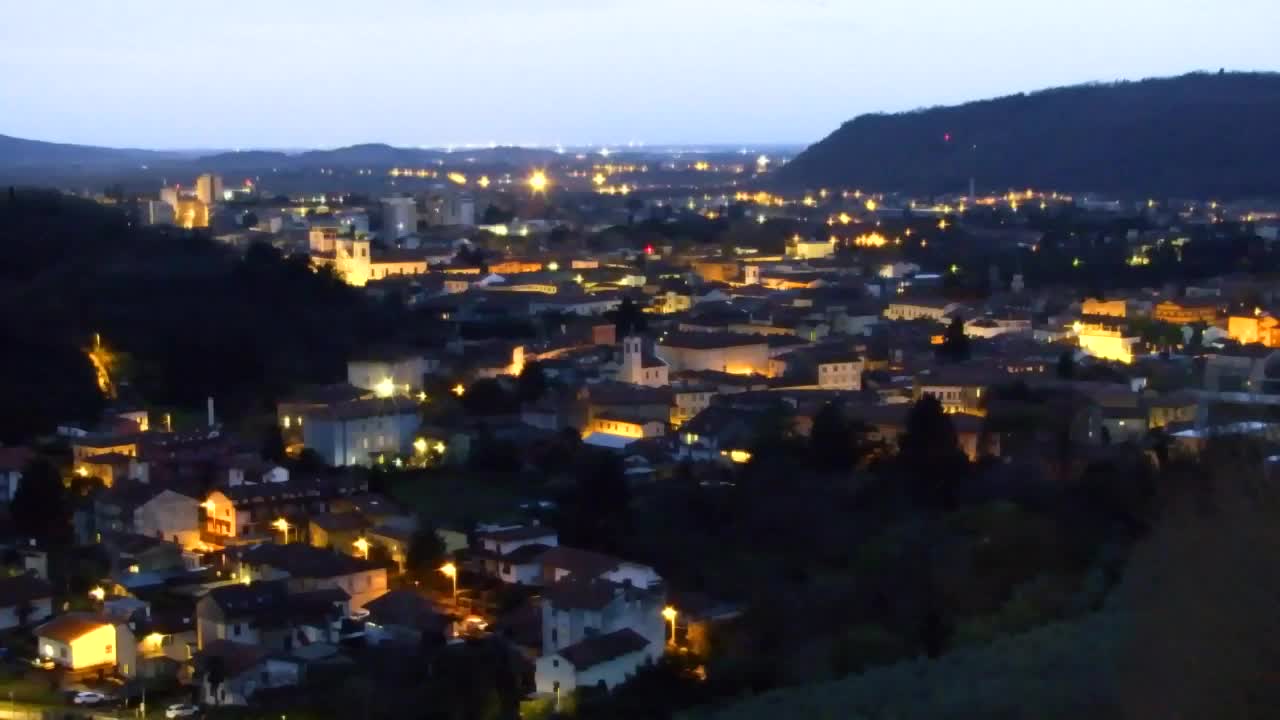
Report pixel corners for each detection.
[772,72,1280,198]
[0,189,396,443]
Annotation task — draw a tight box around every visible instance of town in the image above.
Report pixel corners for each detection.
[3,144,1280,718]
[3,4,1280,715]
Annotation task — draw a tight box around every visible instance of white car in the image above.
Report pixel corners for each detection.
[165,704,200,718]
[73,692,106,705]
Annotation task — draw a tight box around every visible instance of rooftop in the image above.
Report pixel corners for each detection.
[557,628,650,670]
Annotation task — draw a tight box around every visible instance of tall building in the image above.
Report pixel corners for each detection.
[159,187,179,209]
[381,197,418,240]
[195,174,224,205]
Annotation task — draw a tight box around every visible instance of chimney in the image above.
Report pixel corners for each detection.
[207,397,216,427]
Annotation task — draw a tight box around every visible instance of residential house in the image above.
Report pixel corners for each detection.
[308,512,371,553]
[276,384,371,455]
[1227,310,1280,347]
[303,397,422,466]
[116,602,198,679]
[347,351,432,395]
[195,581,348,651]
[201,474,369,546]
[362,590,450,646]
[1153,298,1221,325]
[237,543,389,609]
[533,579,665,694]
[197,640,303,706]
[0,574,53,630]
[35,614,118,670]
[883,299,960,322]
[134,488,202,549]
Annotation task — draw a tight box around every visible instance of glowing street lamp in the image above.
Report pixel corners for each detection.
[353,537,369,559]
[413,438,428,455]
[374,377,395,398]
[89,586,106,602]
[662,606,677,646]
[440,562,458,604]
[527,170,549,193]
[452,383,466,397]
[272,517,291,544]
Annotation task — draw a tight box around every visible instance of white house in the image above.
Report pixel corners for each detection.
[133,488,202,549]
[35,614,118,670]
[533,578,665,695]
[199,640,302,706]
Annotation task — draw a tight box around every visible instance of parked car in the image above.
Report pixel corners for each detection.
[72,692,107,706]
[165,704,200,718]
[28,657,54,670]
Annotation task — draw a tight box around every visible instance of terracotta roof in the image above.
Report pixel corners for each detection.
[537,547,621,580]
[541,578,627,611]
[305,397,418,421]
[241,543,380,578]
[558,628,649,669]
[362,589,447,630]
[197,640,271,677]
[37,613,111,643]
[503,543,554,564]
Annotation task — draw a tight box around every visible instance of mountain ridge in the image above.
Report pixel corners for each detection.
[772,71,1280,198]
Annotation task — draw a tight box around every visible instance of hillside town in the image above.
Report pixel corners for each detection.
[3,160,1280,719]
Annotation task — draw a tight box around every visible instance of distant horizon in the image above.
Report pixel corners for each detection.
[4,0,1277,148]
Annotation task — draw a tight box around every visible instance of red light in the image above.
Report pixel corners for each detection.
[944,133,952,142]
[644,244,655,255]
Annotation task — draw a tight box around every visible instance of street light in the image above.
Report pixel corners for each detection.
[353,537,369,559]
[272,517,290,544]
[440,562,458,604]
[662,606,677,646]
[88,586,105,602]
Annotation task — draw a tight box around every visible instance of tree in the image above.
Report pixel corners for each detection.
[560,450,631,552]
[811,401,854,473]
[611,296,647,338]
[262,423,286,463]
[406,523,446,581]
[938,316,970,362]
[897,395,968,508]
[1056,350,1076,380]
[517,360,548,404]
[11,458,71,547]
[239,210,259,229]
[1185,323,1205,352]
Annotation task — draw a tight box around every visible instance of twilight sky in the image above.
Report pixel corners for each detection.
[2,0,1276,149]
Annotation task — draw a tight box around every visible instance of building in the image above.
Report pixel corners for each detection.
[195,174,224,205]
[347,353,430,395]
[195,581,348,651]
[617,336,669,387]
[382,197,418,240]
[35,614,117,670]
[133,488,202,549]
[1227,311,1280,347]
[1153,298,1220,325]
[655,332,771,376]
[786,235,835,260]
[302,397,421,466]
[1081,298,1130,318]
[198,641,302,706]
[237,543,389,610]
[174,198,210,229]
[883,299,961,322]
[1075,322,1141,364]
[533,579,665,695]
